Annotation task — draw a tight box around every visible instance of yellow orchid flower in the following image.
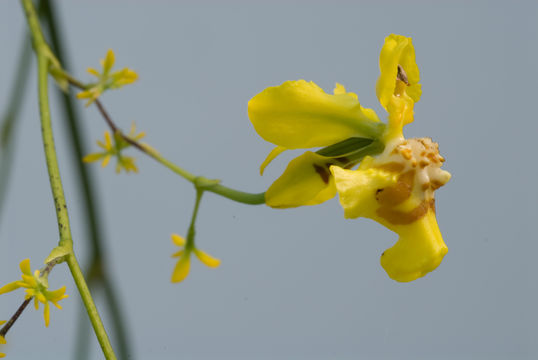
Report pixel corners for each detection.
[170,234,220,283]
[248,80,385,208]
[0,259,68,327]
[250,34,451,281]
[77,49,138,106]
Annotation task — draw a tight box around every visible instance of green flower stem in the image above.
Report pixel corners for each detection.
[63,71,266,206]
[186,189,204,247]
[89,96,266,205]
[65,254,115,358]
[147,150,266,205]
[39,1,132,358]
[20,0,116,359]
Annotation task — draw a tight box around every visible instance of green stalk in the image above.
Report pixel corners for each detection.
[144,149,266,205]
[20,0,116,358]
[66,79,266,206]
[186,189,204,247]
[39,1,131,358]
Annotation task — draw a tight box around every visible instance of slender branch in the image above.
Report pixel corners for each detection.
[65,254,115,359]
[0,298,32,338]
[20,0,116,358]
[94,99,145,152]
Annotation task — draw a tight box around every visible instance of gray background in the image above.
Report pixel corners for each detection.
[1,0,537,359]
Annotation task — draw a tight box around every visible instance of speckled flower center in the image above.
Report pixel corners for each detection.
[374,138,451,224]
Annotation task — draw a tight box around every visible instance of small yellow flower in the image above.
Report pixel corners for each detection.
[83,123,146,174]
[77,49,138,106]
[170,234,220,283]
[0,259,68,327]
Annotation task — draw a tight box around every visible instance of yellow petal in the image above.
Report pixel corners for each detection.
[376,34,421,111]
[0,335,5,358]
[87,67,100,77]
[265,151,337,208]
[380,210,447,282]
[104,131,112,149]
[19,259,31,275]
[331,163,397,219]
[82,153,104,163]
[122,157,138,173]
[193,248,221,268]
[47,286,67,302]
[122,68,138,81]
[171,250,184,258]
[248,80,381,149]
[36,292,46,303]
[101,155,111,168]
[0,333,5,358]
[0,281,22,295]
[112,69,139,86]
[76,90,92,99]
[129,122,137,135]
[102,49,115,73]
[134,131,145,141]
[171,234,186,247]
[333,83,358,100]
[20,274,36,287]
[171,255,191,283]
[259,146,286,175]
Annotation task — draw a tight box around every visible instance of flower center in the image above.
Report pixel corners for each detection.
[373,137,451,224]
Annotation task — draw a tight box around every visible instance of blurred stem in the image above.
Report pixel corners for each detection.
[38,1,131,358]
[20,0,116,358]
[0,39,32,219]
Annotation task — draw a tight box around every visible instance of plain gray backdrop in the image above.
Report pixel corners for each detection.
[1,0,537,359]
